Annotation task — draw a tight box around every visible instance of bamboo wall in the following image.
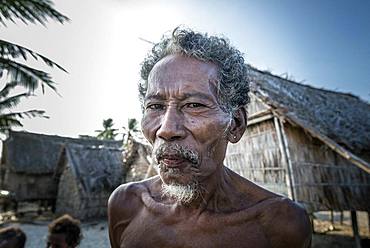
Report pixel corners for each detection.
[284,123,370,212]
[225,119,288,196]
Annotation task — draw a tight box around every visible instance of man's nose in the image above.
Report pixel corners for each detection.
[157,106,186,141]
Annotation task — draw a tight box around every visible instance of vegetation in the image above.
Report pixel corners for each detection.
[81,117,139,142]
[0,0,69,134]
[123,118,139,144]
[95,118,118,140]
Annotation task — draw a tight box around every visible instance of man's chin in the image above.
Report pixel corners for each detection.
[159,169,193,185]
[161,182,201,205]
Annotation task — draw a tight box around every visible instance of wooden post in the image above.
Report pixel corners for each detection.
[330,210,334,224]
[351,210,362,248]
[274,116,294,200]
[340,211,344,225]
[310,214,315,234]
[278,118,296,200]
[145,163,155,179]
[368,212,370,236]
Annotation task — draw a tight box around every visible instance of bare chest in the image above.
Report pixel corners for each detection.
[119,209,271,248]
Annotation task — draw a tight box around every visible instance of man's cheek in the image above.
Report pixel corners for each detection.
[192,121,229,144]
[141,117,158,143]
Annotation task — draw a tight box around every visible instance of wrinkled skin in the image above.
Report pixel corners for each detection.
[108,54,312,248]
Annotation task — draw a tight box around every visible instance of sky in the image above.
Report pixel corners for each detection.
[2,0,370,138]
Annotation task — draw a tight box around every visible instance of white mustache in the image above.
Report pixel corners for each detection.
[154,143,200,166]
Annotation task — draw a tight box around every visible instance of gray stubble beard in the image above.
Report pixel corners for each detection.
[153,143,203,205]
[161,180,202,205]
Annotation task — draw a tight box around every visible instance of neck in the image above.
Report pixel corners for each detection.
[168,166,247,213]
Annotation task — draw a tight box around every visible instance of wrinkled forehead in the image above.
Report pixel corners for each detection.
[146,54,219,96]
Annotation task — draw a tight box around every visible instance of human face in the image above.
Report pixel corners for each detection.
[47,233,69,248]
[142,54,231,186]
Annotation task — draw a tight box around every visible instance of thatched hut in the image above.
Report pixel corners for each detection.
[124,137,152,182]
[55,144,123,220]
[225,67,370,214]
[0,131,122,207]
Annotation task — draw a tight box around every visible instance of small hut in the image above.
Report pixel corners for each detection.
[55,144,123,220]
[0,131,122,207]
[124,137,152,182]
[225,68,370,214]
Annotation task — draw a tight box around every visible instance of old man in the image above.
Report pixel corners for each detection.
[108,28,312,248]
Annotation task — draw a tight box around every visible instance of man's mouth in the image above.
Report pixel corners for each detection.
[154,143,200,170]
[159,155,188,168]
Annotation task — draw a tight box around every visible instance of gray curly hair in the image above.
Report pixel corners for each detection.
[139,27,250,115]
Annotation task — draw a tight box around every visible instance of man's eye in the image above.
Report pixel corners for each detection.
[146,104,164,110]
[186,103,205,108]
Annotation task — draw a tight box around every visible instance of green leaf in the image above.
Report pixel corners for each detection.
[0,109,47,133]
[0,39,67,72]
[0,0,69,27]
[0,57,57,93]
[0,92,31,111]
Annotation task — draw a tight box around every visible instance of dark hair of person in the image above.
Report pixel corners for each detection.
[0,226,26,248]
[48,214,82,247]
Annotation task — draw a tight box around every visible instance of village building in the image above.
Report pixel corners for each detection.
[123,138,152,182]
[225,67,370,240]
[55,143,123,220]
[0,131,123,216]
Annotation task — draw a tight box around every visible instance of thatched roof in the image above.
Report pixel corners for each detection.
[249,68,370,172]
[61,144,123,193]
[2,131,122,174]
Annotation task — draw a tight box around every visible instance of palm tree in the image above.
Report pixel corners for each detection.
[0,82,46,132]
[122,118,139,145]
[95,118,118,140]
[0,0,69,134]
[122,118,140,168]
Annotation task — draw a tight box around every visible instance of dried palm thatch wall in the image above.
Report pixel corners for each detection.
[285,123,370,212]
[55,144,123,220]
[226,67,370,213]
[226,91,290,196]
[0,131,122,204]
[124,140,152,182]
[0,132,64,202]
[226,119,287,195]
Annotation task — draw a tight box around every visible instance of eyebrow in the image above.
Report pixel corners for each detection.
[144,92,215,102]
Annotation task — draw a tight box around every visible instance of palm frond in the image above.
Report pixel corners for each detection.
[0,109,47,132]
[0,116,23,129]
[0,57,57,93]
[103,118,114,129]
[0,0,69,27]
[0,81,18,98]
[1,109,47,119]
[128,118,139,132]
[0,39,67,72]
[0,92,31,111]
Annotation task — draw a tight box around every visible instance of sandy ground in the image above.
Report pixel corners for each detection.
[13,221,110,247]
[5,219,369,248]
[1,209,369,247]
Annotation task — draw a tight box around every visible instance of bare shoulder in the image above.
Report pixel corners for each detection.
[259,197,312,248]
[108,182,143,217]
[108,176,159,220]
[108,177,158,247]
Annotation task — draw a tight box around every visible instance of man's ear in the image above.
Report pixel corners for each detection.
[228,107,247,143]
